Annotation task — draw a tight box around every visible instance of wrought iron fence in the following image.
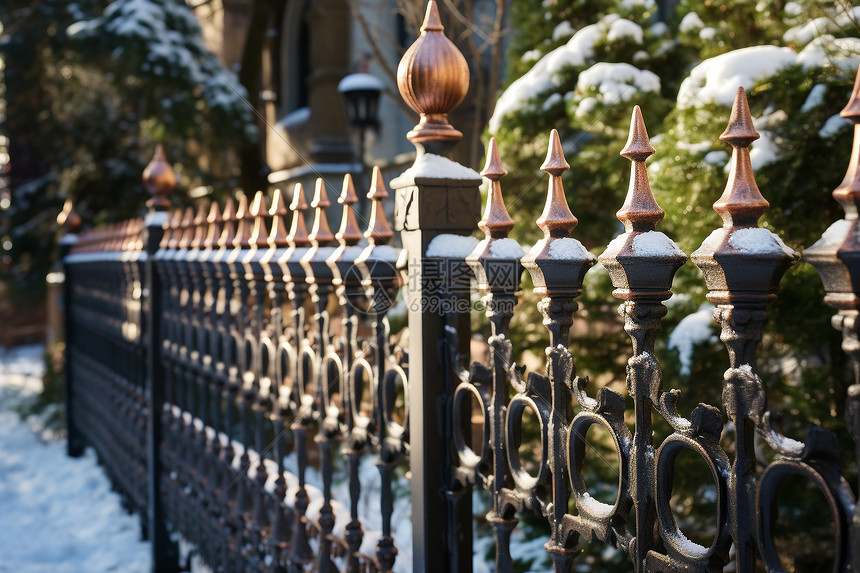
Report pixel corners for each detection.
[60,2,860,572]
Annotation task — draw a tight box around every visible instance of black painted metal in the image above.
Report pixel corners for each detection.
[62,82,860,573]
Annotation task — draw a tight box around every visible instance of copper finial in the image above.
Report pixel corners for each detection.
[143,145,176,211]
[267,188,289,248]
[288,183,310,246]
[713,87,769,228]
[537,129,577,236]
[217,198,236,249]
[165,208,183,249]
[57,199,82,233]
[396,1,470,144]
[479,138,514,238]
[365,166,393,245]
[248,191,270,248]
[841,63,860,122]
[617,106,663,232]
[177,207,196,249]
[233,194,252,248]
[308,178,334,244]
[190,202,209,249]
[203,201,222,249]
[336,174,364,245]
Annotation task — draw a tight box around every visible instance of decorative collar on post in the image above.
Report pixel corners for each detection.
[143,144,176,212]
[599,106,686,303]
[691,87,797,306]
[397,0,469,150]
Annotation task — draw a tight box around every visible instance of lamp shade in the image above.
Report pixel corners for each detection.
[338,73,385,130]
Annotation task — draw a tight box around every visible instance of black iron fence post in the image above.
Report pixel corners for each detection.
[59,201,83,458]
[394,3,481,570]
[142,145,181,572]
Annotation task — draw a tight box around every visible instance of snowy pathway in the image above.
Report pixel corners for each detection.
[0,345,151,573]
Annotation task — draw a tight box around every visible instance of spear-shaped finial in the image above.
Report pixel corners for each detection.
[617,106,663,233]
[203,201,222,249]
[267,188,289,248]
[537,129,577,237]
[233,194,252,248]
[288,183,310,246]
[249,191,270,248]
[309,179,334,244]
[177,206,196,249]
[364,166,393,245]
[833,64,860,215]
[218,198,236,249]
[190,202,209,249]
[841,62,860,122]
[713,87,769,228]
[165,208,183,249]
[337,174,364,246]
[479,137,514,238]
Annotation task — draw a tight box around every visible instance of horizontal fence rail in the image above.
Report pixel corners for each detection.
[60,3,859,572]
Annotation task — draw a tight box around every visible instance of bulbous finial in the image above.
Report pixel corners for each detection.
[203,201,222,249]
[365,166,393,245]
[57,199,82,233]
[714,87,769,228]
[617,106,663,232]
[288,183,310,246]
[267,188,289,247]
[337,174,364,246]
[309,178,334,244]
[537,129,577,236]
[479,138,514,238]
[143,145,176,211]
[396,1,470,144]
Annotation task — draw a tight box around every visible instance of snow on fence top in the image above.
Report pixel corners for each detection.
[391,153,480,186]
[338,73,386,93]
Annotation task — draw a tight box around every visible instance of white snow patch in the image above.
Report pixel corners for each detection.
[699,26,717,40]
[607,19,643,44]
[631,231,685,257]
[543,92,563,111]
[278,106,311,128]
[489,20,606,133]
[703,150,729,166]
[649,21,669,36]
[812,219,852,249]
[728,227,794,256]
[784,1,803,16]
[576,62,660,104]
[621,0,656,9]
[337,73,386,93]
[552,21,575,41]
[783,8,860,45]
[679,12,704,32]
[392,154,479,186]
[801,84,827,112]
[677,46,797,108]
[668,304,718,376]
[749,130,782,170]
[521,48,542,62]
[489,238,525,259]
[797,35,860,72]
[819,114,852,138]
[547,237,595,261]
[426,234,481,258]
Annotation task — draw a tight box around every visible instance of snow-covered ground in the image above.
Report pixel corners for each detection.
[0,344,151,573]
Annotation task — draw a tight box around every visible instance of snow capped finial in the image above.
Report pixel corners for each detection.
[309,178,334,244]
[249,191,270,248]
[288,183,310,247]
[203,201,221,249]
[217,198,236,249]
[336,174,364,246]
[537,129,577,237]
[143,144,176,211]
[267,188,289,248]
[479,138,514,238]
[841,63,860,122]
[720,87,760,147]
[617,106,663,232]
[714,87,769,228]
[365,166,393,245]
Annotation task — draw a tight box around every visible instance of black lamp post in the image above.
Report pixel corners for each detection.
[338,72,384,189]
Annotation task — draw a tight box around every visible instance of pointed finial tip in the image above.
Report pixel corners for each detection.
[621,105,655,161]
[340,173,359,205]
[720,86,760,146]
[312,178,331,208]
[481,138,507,181]
[421,1,444,32]
[840,62,860,122]
[541,129,570,176]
